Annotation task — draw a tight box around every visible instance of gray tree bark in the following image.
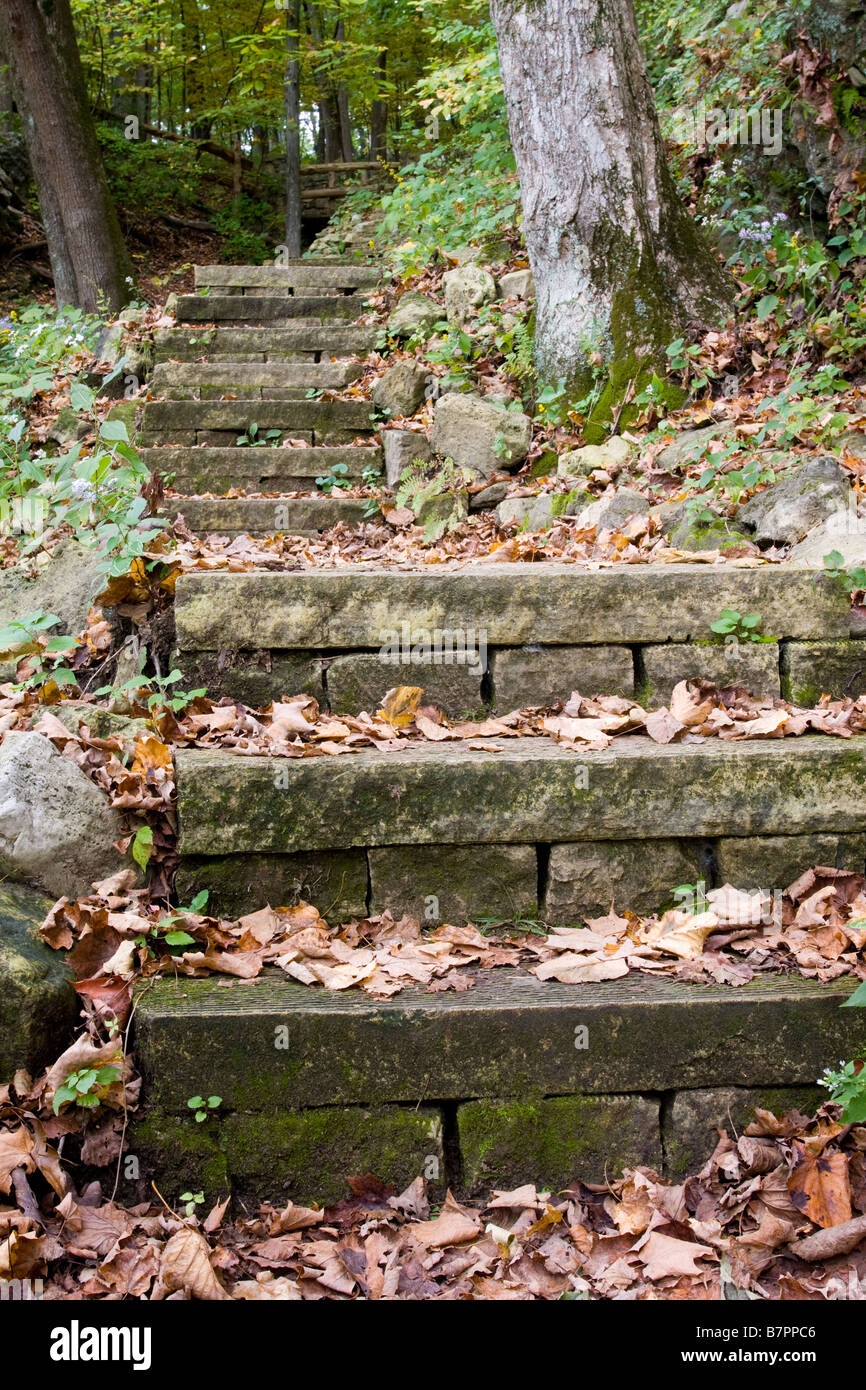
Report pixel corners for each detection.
[0,0,131,313]
[489,0,733,409]
[284,0,302,257]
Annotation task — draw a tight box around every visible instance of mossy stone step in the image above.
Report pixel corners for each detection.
[173,564,847,652]
[142,398,373,435]
[194,263,380,292]
[134,970,861,1113]
[175,735,866,856]
[142,445,380,494]
[166,495,374,536]
[150,360,362,398]
[154,326,378,362]
[175,295,363,324]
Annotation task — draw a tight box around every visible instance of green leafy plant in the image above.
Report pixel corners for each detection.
[53,1062,123,1115]
[823,551,866,596]
[395,457,474,543]
[710,609,767,643]
[134,890,209,956]
[179,1191,206,1218]
[236,422,282,448]
[0,609,78,692]
[315,461,351,493]
[187,1094,222,1124]
[95,655,206,724]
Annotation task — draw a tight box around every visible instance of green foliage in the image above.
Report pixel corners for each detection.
[236,422,283,448]
[187,1094,222,1124]
[179,1191,206,1218]
[710,609,765,642]
[53,1062,123,1115]
[95,657,206,723]
[315,461,351,493]
[395,457,473,543]
[0,610,79,692]
[822,551,866,596]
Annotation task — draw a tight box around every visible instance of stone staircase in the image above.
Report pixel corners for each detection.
[128,264,866,1208]
[145,260,382,537]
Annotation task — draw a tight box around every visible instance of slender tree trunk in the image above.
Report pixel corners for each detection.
[305,2,340,163]
[334,14,353,161]
[0,0,131,313]
[284,0,302,257]
[369,50,387,160]
[489,0,733,410]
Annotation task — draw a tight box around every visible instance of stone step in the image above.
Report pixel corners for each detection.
[166,494,374,537]
[175,295,364,324]
[129,970,856,1199]
[194,263,380,293]
[174,563,847,652]
[150,360,363,399]
[140,397,374,448]
[142,444,381,494]
[154,326,378,363]
[176,735,866,857]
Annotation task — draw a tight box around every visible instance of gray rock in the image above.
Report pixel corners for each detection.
[0,541,104,652]
[443,264,496,327]
[558,437,633,478]
[0,731,130,899]
[469,481,508,512]
[0,881,77,1077]
[383,430,431,489]
[498,269,535,300]
[839,428,866,461]
[47,406,91,448]
[572,488,649,531]
[432,393,532,480]
[668,513,750,553]
[372,359,429,418]
[738,457,851,547]
[789,509,866,568]
[387,292,442,340]
[656,423,729,470]
[496,496,540,529]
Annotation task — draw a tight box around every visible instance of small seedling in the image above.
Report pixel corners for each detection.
[823,550,866,595]
[710,609,765,643]
[134,890,209,955]
[236,422,282,447]
[179,1191,205,1218]
[187,1094,222,1123]
[315,461,351,493]
[53,1062,123,1115]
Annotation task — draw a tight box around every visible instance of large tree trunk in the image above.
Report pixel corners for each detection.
[369,50,387,161]
[0,0,131,313]
[489,0,733,411]
[334,15,353,162]
[305,2,341,164]
[284,0,302,257]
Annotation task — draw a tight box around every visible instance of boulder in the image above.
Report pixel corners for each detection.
[738,457,850,547]
[443,265,496,328]
[558,437,633,478]
[655,423,729,470]
[469,481,509,512]
[0,881,78,1078]
[495,495,556,531]
[498,269,535,300]
[372,359,429,417]
[0,731,130,899]
[571,488,650,530]
[432,393,532,480]
[383,430,431,489]
[47,406,91,448]
[0,540,104,682]
[789,511,866,568]
[387,292,442,340]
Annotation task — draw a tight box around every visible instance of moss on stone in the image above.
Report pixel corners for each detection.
[124,1112,230,1201]
[458,1094,661,1193]
[222,1105,444,1205]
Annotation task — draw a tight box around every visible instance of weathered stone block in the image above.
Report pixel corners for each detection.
[168,496,369,538]
[142,397,372,435]
[135,971,862,1113]
[368,844,537,923]
[326,652,484,717]
[174,565,848,653]
[0,883,77,1077]
[222,1106,444,1205]
[175,736,866,857]
[782,640,866,704]
[383,430,431,488]
[431,393,531,479]
[176,851,368,920]
[123,1112,229,1203]
[545,840,704,922]
[174,650,323,707]
[664,1086,826,1177]
[716,833,866,889]
[372,360,429,417]
[144,444,378,495]
[490,645,633,710]
[641,642,780,705]
[458,1095,661,1193]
